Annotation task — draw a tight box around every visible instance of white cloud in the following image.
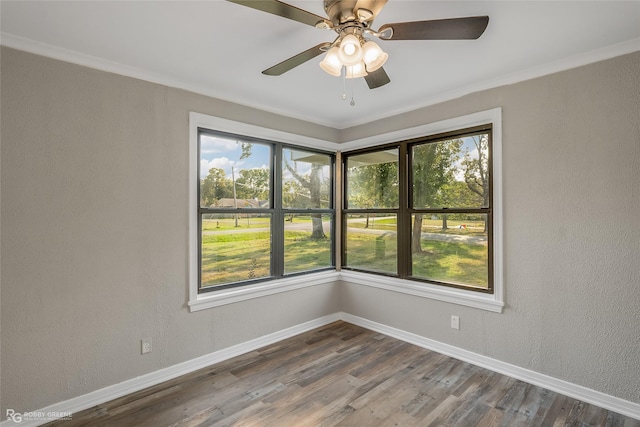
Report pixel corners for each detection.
[200,157,235,179]
[200,135,239,154]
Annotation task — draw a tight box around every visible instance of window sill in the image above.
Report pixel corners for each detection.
[339,270,504,313]
[189,269,503,314]
[188,271,341,312]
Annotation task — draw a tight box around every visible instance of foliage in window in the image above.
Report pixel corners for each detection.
[282,148,333,271]
[198,131,334,291]
[344,148,399,274]
[346,149,399,209]
[411,132,491,289]
[343,128,493,292]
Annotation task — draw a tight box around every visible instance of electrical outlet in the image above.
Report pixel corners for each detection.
[141,338,152,354]
[451,315,460,330]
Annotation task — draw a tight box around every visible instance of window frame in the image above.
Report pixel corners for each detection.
[341,142,401,277]
[407,125,493,292]
[197,129,276,292]
[339,108,503,312]
[189,109,503,313]
[189,113,339,311]
[341,126,493,291]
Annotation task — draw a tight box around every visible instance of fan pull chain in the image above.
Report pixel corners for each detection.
[339,66,356,106]
[350,72,356,106]
[341,66,347,101]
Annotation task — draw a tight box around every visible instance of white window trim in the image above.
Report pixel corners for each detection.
[339,107,504,313]
[188,109,503,313]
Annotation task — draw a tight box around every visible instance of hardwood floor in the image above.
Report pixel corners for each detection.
[45,321,639,426]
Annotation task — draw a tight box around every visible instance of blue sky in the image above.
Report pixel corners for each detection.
[200,134,271,179]
[200,134,485,181]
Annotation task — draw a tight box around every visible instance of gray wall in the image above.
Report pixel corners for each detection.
[341,51,640,403]
[1,46,639,415]
[0,47,341,414]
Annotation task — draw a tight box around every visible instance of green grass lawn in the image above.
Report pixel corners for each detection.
[412,240,487,288]
[284,231,332,274]
[201,229,332,287]
[344,232,398,274]
[201,218,487,289]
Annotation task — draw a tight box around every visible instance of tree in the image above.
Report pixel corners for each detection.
[235,168,269,201]
[348,161,398,228]
[282,179,304,221]
[462,134,490,231]
[284,159,328,239]
[412,139,462,252]
[231,140,254,226]
[441,180,483,208]
[200,167,232,206]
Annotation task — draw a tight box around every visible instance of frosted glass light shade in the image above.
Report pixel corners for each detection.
[338,34,363,66]
[345,62,368,79]
[319,47,342,76]
[362,40,388,72]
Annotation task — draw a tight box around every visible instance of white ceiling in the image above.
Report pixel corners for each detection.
[2,1,639,129]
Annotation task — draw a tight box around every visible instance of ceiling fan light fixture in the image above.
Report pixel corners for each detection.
[338,34,363,66]
[362,40,388,72]
[345,62,368,79]
[319,46,342,76]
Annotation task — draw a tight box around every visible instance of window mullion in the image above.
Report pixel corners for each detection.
[397,143,410,278]
[273,144,284,278]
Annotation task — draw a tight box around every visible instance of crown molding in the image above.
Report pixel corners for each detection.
[339,37,640,130]
[0,32,340,129]
[2,32,639,133]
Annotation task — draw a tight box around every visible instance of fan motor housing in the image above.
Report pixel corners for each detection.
[324,0,387,26]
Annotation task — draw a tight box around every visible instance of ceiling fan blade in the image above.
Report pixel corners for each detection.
[364,67,390,89]
[262,42,331,76]
[227,0,329,27]
[379,16,489,40]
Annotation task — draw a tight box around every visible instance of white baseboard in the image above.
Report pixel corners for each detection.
[0,313,341,427]
[339,312,640,421]
[3,311,638,426]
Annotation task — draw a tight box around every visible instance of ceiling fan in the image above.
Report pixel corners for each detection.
[227,0,489,89]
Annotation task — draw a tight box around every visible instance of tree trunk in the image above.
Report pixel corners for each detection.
[310,214,325,239]
[412,214,423,253]
[442,214,448,230]
[309,165,325,239]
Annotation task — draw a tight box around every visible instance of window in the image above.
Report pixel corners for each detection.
[190,109,502,312]
[343,125,494,293]
[343,148,399,275]
[197,129,335,292]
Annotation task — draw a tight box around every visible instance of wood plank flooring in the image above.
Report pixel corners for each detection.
[44,321,639,426]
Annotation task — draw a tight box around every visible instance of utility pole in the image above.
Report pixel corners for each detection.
[232,166,239,227]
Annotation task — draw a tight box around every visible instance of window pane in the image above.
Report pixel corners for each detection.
[346,149,398,209]
[282,148,331,209]
[411,213,488,289]
[344,214,397,274]
[200,134,271,209]
[412,133,489,209]
[201,213,271,288]
[284,214,332,274]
